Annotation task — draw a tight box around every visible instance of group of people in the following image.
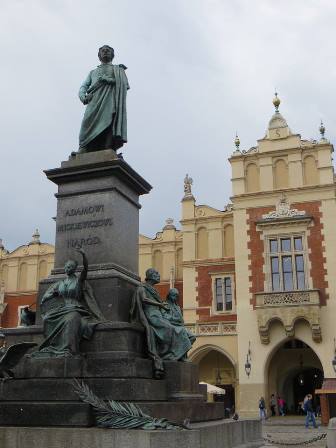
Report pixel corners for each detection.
[259,395,285,420]
[259,393,319,428]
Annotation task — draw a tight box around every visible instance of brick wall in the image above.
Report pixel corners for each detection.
[1,294,37,328]
[154,280,184,307]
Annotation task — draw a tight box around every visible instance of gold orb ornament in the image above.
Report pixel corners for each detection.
[273,92,280,112]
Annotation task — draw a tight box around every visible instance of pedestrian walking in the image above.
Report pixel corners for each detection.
[259,396,267,421]
[277,396,285,416]
[304,394,317,428]
[270,394,276,416]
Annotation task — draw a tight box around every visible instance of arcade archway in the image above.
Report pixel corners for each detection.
[267,339,323,414]
[190,346,236,409]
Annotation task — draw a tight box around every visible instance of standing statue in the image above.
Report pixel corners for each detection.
[32,250,105,358]
[78,45,129,152]
[130,269,195,378]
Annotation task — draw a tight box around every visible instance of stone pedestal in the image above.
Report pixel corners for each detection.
[0,420,263,448]
[0,150,225,427]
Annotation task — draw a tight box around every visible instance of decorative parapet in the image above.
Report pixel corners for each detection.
[255,289,321,344]
[255,290,319,308]
[185,322,236,336]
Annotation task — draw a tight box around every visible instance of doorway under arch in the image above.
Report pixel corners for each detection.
[267,339,323,414]
[190,346,236,410]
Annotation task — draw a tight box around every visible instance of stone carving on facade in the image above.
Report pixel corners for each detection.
[262,194,306,220]
[224,203,233,212]
[185,322,237,336]
[262,291,311,306]
[257,305,322,345]
[196,207,206,217]
[183,174,194,199]
[163,218,175,230]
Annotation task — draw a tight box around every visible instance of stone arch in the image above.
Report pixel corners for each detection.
[245,163,260,193]
[265,337,324,414]
[303,155,319,185]
[189,344,237,371]
[196,227,208,259]
[18,263,28,291]
[223,224,234,257]
[273,159,288,189]
[153,250,163,276]
[176,248,183,279]
[190,344,237,407]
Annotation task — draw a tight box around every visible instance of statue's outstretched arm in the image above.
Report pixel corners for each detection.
[77,249,88,284]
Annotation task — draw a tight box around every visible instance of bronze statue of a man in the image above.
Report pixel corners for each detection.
[78,45,129,152]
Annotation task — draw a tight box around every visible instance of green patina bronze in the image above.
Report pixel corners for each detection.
[74,380,187,430]
[78,45,129,152]
[130,269,195,378]
[32,250,105,358]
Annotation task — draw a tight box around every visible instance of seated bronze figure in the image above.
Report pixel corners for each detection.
[130,269,195,378]
[33,250,104,358]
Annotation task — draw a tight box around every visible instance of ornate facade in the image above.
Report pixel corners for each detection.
[139,96,336,418]
[1,96,335,419]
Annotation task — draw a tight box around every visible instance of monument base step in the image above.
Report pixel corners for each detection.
[0,419,263,448]
[0,377,168,402]
[0,400,225,426]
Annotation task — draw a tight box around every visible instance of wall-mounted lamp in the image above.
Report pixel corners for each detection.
[245,341,252,377]
[332,338,336,374]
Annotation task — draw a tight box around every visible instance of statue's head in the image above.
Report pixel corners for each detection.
[167,288,179,303]
[98,45,114,63]
[145,268,160,284]
[64,259,78,275]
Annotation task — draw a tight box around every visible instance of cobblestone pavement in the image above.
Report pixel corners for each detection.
[260,417,327,447]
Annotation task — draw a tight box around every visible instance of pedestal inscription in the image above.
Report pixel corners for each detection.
[46,151,151,275]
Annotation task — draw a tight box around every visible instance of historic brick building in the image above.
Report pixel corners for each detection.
[139,95,336,419]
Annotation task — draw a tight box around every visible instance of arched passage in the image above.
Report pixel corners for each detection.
[190,345,236,409]
[266,338,323,415]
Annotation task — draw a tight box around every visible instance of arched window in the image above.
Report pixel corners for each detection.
[303,156,319,185]
[38,260,48,281]
[153,250,163,276]
[0,264,8,289]
[224,225,234,257]
[246,163,260,192]
[18,263,28,291]
[196,227,208,259]
[176,248,183,279]
[274,159,288,189]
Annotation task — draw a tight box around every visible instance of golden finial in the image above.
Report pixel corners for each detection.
[273,91,280,112]
[234,132,240,150]
[319,120,326,139]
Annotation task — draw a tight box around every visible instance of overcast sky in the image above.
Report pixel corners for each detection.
[0,0,335,251]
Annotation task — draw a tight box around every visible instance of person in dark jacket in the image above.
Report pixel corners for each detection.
[304,394,317,428]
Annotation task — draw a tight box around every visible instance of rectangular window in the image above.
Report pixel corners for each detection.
[214,277,234,312]
[271,257,280,291]
[215,279,223,311]
[268,235,306,292]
